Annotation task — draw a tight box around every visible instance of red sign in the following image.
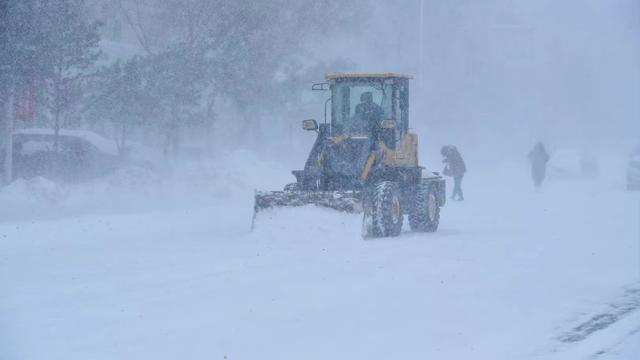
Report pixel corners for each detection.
[14,84,36,121]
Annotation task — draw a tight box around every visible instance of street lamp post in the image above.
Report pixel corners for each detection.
[418,0,425,118]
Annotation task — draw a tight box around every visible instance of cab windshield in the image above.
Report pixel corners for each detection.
[331,80,393,136]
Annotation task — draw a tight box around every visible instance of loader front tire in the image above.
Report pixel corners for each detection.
[366,181,403,238]
[409,180,440,232]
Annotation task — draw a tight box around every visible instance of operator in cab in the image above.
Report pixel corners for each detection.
[348,91,383,136]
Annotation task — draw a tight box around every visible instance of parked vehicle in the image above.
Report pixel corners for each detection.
[628,146,640,191]
[10,128,121,182]
[548,149,599,180]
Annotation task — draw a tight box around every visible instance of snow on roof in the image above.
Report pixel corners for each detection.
[98,40,144,65]
[14,128,120,156]
[325,73,413,80]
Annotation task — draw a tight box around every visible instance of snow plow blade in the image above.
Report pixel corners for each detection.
[254,190,363,213]
[252,190,363,228]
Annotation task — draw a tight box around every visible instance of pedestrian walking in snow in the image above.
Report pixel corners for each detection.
[441,145,466,201]
[528,142,550,188]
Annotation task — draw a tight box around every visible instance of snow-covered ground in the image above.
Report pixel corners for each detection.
[0,152,638,359]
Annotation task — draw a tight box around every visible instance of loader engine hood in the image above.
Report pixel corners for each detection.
[316,137,372,185]
[294,124,377,191]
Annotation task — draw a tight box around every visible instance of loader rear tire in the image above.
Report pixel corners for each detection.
[367,181,403,237]
[409,180,440,232]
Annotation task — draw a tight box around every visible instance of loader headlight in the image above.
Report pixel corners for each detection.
[302,119,318,131]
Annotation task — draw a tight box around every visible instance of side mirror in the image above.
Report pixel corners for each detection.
[312,83,329,91]
[380,119,397,129]
[302,119,318,131]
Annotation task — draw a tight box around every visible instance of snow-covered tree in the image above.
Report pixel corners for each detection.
[86,57,152,155]
[114,0,366,145]
[38,0,101,151]
[0,0,100,148]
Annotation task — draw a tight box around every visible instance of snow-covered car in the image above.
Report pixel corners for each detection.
[548,149,599,180]
[628,146,640,191]
[10,128,121,182]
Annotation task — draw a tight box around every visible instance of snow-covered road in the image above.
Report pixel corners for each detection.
[1,160,638,359]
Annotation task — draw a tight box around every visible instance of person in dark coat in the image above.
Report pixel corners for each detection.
[441,145,466,201]
[355,92,383,124]
[348,91,383,135]
[528,142,550,188]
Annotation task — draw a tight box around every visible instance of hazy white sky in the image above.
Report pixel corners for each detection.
[319,0,639,160]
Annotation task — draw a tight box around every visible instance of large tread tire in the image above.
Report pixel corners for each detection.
[365,181,403,238]
[409,180,440,232]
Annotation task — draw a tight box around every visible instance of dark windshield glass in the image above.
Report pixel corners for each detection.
[332,81,392,136]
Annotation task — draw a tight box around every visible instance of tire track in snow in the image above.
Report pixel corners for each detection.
[591,325,640,359]
[557,283,640,344]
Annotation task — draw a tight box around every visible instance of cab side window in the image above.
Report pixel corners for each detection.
[399,81,409,132]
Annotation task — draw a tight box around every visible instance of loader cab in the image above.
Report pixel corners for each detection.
[326,73,410,145]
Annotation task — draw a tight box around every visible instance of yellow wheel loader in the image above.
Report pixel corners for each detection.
[254,73,446,238]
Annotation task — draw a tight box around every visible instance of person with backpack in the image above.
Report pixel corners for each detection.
[441,145,466,201]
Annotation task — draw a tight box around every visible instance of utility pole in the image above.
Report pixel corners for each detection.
[418,0,425,117]
[3,91,13,185]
